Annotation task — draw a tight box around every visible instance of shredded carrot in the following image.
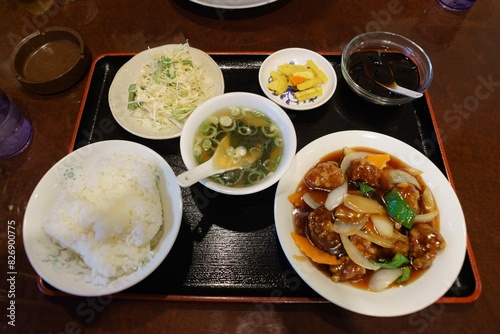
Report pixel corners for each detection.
[365,154,390,169]
[289,76,308,86]
[291,233,342,265]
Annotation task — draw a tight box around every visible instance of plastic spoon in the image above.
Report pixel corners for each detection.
[176,135,248,187]
[376,81,423,98]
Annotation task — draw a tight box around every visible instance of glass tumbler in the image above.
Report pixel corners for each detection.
[0,90,34,158]
[436,0,477,11]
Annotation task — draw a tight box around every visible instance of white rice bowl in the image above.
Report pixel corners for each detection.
[23,140,182,296]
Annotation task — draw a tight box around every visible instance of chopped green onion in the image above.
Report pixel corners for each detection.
[198,123,218,138]
[219,116,233,127]
[262,125,278,137]
[237,124,257,136]
[193,145,202,156]
[199,122,211,133]
[384,188,416,229]
[263,159,278,171]
[201,139,212,150]
[247,170,265,184]
[230,107,242,118]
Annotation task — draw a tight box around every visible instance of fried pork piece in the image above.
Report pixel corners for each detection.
[409,223,447,270]
[376,238,411,260]
[307,206,345,256]
[350,234,380,259]
[329,256,366,282]
[394,182,421,212]
[348,158,380,187]
[304,161,345,191]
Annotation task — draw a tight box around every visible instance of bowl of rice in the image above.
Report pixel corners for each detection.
[23,140,182,296]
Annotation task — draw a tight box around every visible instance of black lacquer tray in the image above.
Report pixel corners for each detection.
[39,53,481,303]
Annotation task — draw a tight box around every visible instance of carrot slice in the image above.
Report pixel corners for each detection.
[291,232,342,265]
[289,76,308,86]
[365,154,390,169]
[288,191,303,207]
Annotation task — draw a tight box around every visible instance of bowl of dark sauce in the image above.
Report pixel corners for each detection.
[341,31,432,106]
[10,27,91,95]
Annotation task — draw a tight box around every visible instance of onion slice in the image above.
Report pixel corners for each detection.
[414,210,439,223]
[325,182,347,211]
[340,234,380,271]
[302,192,321,209]
[383,169,421,190]
[340,151,370,173]
[368,268,403,292]
[371,214,394,238]
[332,216,368,235]
[355,230,395,248]
[422,188,437,212]
[343,194,385,214]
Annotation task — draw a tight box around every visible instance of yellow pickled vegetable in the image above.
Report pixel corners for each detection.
[278,64,308,76]
[267,70,288,95]
[295,87,323,102]
[306,59,328,83]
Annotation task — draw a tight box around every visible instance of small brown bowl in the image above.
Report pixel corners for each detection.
[10,27,91,95]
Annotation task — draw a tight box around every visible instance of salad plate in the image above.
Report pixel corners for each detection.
[108,44,224,139]
[189,0,278,9]
[274,130,467,316]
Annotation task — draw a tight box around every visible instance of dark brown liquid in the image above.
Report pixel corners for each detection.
[346,51,420,98]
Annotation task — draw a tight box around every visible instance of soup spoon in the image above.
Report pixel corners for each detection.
[176,135,252,187]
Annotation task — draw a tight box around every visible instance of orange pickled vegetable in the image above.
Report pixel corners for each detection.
[289,76,308,86]
[291,232,342,265]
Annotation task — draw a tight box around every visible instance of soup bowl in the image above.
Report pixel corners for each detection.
[179,92,297,195]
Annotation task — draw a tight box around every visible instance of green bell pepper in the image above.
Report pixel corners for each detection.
[384,188,416,229]
[371,253,410,269]
[395,266,411,284]
[358,182,374,196]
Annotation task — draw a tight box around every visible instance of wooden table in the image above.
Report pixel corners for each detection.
[1,0,498,332]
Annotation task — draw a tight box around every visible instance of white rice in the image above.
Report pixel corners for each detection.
[44,151,163,286]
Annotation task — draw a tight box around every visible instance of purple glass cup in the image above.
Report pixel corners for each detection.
[436,0,477,11]
[0,90,34,158]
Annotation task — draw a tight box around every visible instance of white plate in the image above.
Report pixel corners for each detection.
[190,0,277,9]
[23,140,183,296]
[259,48,337,111]
[109,45,224,139]
[274,130,467,317]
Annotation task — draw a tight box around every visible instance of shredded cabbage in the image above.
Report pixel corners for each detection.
[128,42,214,130]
